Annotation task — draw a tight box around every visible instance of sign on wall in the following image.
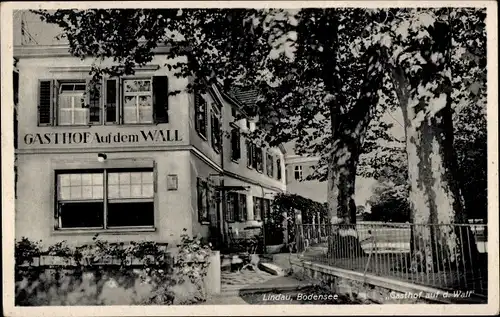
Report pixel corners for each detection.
[23,129,182,145]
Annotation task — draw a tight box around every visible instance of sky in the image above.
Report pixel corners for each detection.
[13,9,406,206]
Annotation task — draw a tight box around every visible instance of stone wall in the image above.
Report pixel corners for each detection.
[290,257,444,304]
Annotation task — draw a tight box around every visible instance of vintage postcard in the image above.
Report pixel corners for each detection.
[1,1,498,316]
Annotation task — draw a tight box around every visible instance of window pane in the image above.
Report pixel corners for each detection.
[70,174,81,186]
[81,174,92,185]
[74,84,86,91]
[142,172,153,184]
[124,80,151,93]
[107,201,154,227]
[93,185,103,199]
[142,184,154,198]
[108,173,119,185]
[93,173,103,185]
[123,97,137,123]
[58,95,73,109]
[60,84,75,92]
[70,186,82,199]
[60,187,70,200]
[119,185,131,198]
[74,109,88,125]
[59,174,71,186]
[131,184,142,197]
[108,185,119,199]
[58,111,72,125]
[81,185,93,199]
[119,172,131,184]
[131,173,142,184]
[59,202,104,228]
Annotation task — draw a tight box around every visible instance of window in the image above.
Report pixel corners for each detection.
[123,79,153,124]
[105,79,118,124]
[246,140,253,168]
[211,109,221,152]
[57,82,88,126]
[262,198,271,219]
[55,169,154,229]
[266,152,274,177]
[226,192,246,222]
[37,76,169,126]
[197,178,209,223]
[255,147,263,173]
[226,192,237,222]
[237,194,247,222]
[294,165,303,180]
[253,197,262,221]
[276,158,282,180]
[195,93,208,137]
[231,127,241,161]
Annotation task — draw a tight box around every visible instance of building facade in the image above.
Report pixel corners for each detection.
[14,45,285,248]
[284,152,327,204]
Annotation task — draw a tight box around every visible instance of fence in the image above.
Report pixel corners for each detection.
[295,222,488,297]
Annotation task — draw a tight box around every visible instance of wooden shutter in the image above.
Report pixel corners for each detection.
[277,158,282,180]
[38,80,53,126]
[87,81,102,124]
[194,93,201,132]
[197,178,204,222]
[226,192,235,222]
[153,76,169,123]
[231,128,241,161]
[247,141,253,167]
[105,79,118,124]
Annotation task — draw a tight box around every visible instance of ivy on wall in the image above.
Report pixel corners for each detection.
[265,193,329,246]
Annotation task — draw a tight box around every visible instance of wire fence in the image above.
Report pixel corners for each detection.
[294,222,488,297]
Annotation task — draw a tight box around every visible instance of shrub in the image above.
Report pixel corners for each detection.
[14,230,213,306]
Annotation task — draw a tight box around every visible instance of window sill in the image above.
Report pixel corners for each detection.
[200,221,210,225]
[52,227,156,235]
[231,158,240,164]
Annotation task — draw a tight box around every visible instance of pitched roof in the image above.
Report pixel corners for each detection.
[227,87,259,108]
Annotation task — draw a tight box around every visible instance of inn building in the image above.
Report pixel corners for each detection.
[14,44,286,248]
[284,142,327,204]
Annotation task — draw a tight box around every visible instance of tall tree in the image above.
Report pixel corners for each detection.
[35,8,387,224]
[355,8,486,271]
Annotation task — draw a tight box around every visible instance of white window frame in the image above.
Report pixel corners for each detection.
[122,78,153,124]
[55,168,155,230]
[294,165,303,180]
[57,82,88,126]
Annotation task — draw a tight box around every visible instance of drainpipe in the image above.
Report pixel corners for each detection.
[220,111,227,245]
[256,183,267,254]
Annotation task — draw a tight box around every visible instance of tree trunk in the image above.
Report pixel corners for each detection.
[391,66,478,272]
[326,46,386,225]
[326,137,358,224]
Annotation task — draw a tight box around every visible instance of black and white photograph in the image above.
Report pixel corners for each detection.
[1,1,498,315]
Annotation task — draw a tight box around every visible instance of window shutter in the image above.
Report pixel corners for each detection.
[197,178,203,222]
[194,93,201,132]
[247,141,253,167]
[105,79,118,123]
[38,80,53,126]
[235,131,241,159]
[88,80,102,124]
[153,76,169,123]
[226,193,235,222]
[210,111,216,149]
